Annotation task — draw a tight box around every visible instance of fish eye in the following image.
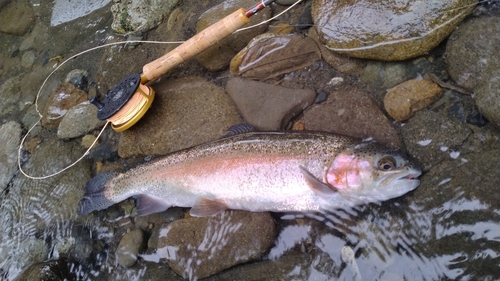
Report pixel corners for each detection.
[378,156,396,171]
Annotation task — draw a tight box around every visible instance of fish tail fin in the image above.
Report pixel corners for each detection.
[78,172,117,216]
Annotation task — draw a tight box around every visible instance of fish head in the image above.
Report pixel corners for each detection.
[325,142,422,204]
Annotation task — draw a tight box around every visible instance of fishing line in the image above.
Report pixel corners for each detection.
[17,0,304,180]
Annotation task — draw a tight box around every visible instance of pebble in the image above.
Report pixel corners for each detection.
[0,121,22,196]
[81,134,97,149]
[21,51,35,68]
[304,86,402,149]
[195,0,271,72]
[384,79,443,121]
[230,34,321,80]
[226,77,316,130]
[311,0,476,60]
[57,101,106,139]
[116,228,144,268]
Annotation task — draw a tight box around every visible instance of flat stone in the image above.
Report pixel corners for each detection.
[0,0,35,35]
[195,0,271,72]
[116,228,144,268]
[304,87,402,149]
[230,34,321,80]
[226,77,316,130]
[0,76,21,117]
[118,76,241,158]
[41,82,88,129]
[57,101,106,139]
[384,79,443,121]
[148,211,276,279]
[0,121,22,192]
[311,0,477,61]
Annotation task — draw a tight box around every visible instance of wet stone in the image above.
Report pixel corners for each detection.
[0,121,22,191]
[41,82,88,129]
[0,0,35,35]
[116,228,145,268]
[118,76,241,158]
[230,34,321,80]
[311,0,477,61]
[401,109,472,171]
[384,79,443,121]
[360,61,407,89]
[226,77,316,130]
[0,76,21,117]
[304,86,402,149]
[446,16,500,127]
[57,101,106,139]
[21,50,35,68]
[145,210,276,279]
[195,0,270,72]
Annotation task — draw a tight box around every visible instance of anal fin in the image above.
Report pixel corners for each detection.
[190,198,227,217]
[135,194,171,216]
[300,166,337,198]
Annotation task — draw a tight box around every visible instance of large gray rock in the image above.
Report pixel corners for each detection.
[57,101,106,139]
[226,77,316,130]
[118,76,241,158]
[311,0,477,61]
[304,87,402,149]
[446,16,500,127]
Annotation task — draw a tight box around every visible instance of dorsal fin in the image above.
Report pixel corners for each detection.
[300,166,337,198]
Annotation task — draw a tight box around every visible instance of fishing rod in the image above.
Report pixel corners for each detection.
[89,0,277,132]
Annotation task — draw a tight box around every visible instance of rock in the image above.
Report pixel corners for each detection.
[64,69,88,90]
[445,16,500,127]
[384,79,443,121]
[57,101,106,139]
[41,82,88,129]
[12,259,75,281]
[195,0,271,72]
[308,27,364,75]
[0,76,21,117]
[116,228,145,268]
[226,77,316,130]
[0,0,35,35]
[2,238,48,281]
[360,61,407,89]
[401,110,472,171]
[0,121,22,192]
[110,0,181,33]
[304,87,402,149]
[118,76,240,158]
[311,0,477,61]
[230,34,321,80]
[147,211,276,279]
[21,50,35,68]
[81,134,97,149]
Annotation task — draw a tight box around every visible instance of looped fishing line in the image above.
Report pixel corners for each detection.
[17,0,303,180]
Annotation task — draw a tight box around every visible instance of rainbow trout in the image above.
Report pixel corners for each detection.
[78,131,421,217]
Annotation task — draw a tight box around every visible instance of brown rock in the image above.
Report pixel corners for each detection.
[226,77,316,130]
[116,228,145,268]
[155,211,276,279]
[41,82,87,129]
[118,76,240,158]
[384,79,443,121]
[230,34,322,80]
[304,87,401,149]
[194,0,270,71]
[0,0,35,35]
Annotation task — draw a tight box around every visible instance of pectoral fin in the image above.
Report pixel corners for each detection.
[190,198,227,217]
[135,194,171,216]
[300,166,337,197]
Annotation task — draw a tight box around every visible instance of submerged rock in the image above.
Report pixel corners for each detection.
[118,76,240,158]
[195,0,270,72]
[0,76,21,117]
[446,16,500,127]
[230,34,321,80]
[311,0,477,61]
[226,77,316,130]
[41,82,88,129]
[0,121,22,191]
[0,0,35,35]
[146,211,276,279]
[384,79,443,121]
[116,228,145,268]
[57,101,106,139]
[304,87,402,149]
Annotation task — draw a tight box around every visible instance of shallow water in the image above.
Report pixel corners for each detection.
[1,0,499,280]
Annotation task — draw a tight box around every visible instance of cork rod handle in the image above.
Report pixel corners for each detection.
[142,8,250,82]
